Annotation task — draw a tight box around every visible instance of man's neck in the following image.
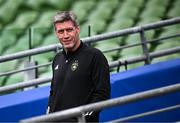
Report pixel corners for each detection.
[64,40,81,54]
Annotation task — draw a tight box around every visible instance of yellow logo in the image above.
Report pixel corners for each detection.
[71,60,78,71]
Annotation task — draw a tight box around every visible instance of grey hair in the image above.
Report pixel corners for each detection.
[53,11,79,27]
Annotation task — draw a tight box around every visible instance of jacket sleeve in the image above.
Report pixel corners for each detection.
[85,50,111,122]
[47,60,55,113]
[89,50,111,103]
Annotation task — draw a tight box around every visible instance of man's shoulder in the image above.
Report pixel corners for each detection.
[82,43,103,56]
[52,51,63,63]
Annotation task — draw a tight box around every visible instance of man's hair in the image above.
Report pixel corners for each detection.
[53,11,79,27]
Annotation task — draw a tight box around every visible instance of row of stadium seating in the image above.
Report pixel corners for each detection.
[0,0,179,86]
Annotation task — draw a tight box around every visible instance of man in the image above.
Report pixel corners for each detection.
[47,11,110,122]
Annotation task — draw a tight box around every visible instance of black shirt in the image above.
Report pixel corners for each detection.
[48,42,110,122]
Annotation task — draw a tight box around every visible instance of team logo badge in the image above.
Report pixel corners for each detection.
[71,60,78,71]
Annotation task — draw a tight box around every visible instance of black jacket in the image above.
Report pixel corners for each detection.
[48,42,110,122]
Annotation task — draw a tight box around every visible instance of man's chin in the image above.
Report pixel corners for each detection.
[64,45,74,50]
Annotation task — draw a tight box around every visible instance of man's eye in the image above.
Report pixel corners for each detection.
[66,28,73,32]
[58,30,64,34]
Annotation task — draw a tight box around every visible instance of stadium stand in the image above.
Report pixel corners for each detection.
[0,0,179,122]
[0,0,179,90]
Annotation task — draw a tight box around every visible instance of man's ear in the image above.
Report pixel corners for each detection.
[76,26,80,33]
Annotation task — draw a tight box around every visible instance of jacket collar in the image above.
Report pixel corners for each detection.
[62,41,84,58]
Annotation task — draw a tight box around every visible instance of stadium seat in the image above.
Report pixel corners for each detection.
[0,23,2,30]
[23,0,46,10]
[5,73,24,86]
[168,5,180,18]
[141,6,166,18]
[42,33,58,46]
[33,54,50,65]
[95,41,120,61]
[114,7,139,20]
[0,0,4,5]
[80,23,97,38]
[125,34,140,44]
[5,11,38,30]
[156,41,180,51]
[0,0,24,24]
[32,28,47,47]
[148,0,170,7]
[71,1,96,23]
[0,31,17,54]
[120,46,143,59]
[31,11,56,29]
[85,19,106,33]
[0,76,6,87]
[39,66,52,79]
[47,0,73,10]
[0,60,18,73]
[88,1,119,22]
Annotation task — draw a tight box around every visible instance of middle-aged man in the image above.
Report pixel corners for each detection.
[47,11,111,122]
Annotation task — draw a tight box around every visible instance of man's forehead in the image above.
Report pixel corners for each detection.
[55,21,75,29]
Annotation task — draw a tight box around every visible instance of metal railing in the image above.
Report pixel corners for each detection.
[109,104,180,122]
[20,83,180,123]
[0,17,179,93]
[0,46,180,94]
[0,17,179,63]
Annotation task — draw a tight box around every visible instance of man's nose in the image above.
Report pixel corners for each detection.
[63,31,69,38]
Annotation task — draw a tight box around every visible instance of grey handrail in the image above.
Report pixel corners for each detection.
[0,46,179,94]
[20,83,180,122]
[0,17,179,63]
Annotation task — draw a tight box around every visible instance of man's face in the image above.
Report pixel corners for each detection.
[55,20,80,52]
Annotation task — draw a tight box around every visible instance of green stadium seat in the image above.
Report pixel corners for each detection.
[31,28,47,47]
[47,0,73,10]
[72,1,96,23]
[0,23,2,30]
[88,1,115,21]
[0,60,18,73]
[3,34,30,55]
[32,54,51,73]
[23,0,47,10]
[124,0,144,8]
[107,18,134,33]
[0,0,24,24]
[106,37,124,45]
[6,11,38,30]
[42,33,58,46]
[148,0,170,7]
[168,5,180,18]
[156,41,180,51]
[114,7,139,20]
[5,73,24,86]
[95,41,120,60]
[85,19,106,33]
[32,11,56,29]
[98,0,120,10]
[0,76,6,87]
[159,26,180,42]
[80,23,97,38]
[33,54,49,65]
[39,66,52,78]
[126,34,140,44]
[0,0,4,5]
[120,46,143,58]
[0,31,17,55]
[140,6,166,19]
[137,17,161,26]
